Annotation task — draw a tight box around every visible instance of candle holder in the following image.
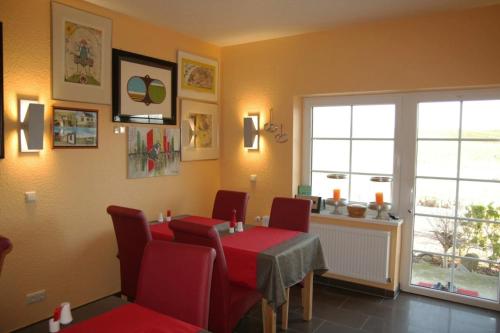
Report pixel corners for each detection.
[325,198,347,215]
[369,202,392,219]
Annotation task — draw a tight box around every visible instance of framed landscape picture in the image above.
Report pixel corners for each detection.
[51,2,112,104]
[113,49,177,125]
[0,22,4,159]
[178,51,218,102]
[180,99,219,161]
[52,107,98,148]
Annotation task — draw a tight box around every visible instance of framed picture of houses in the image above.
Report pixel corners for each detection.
[51,2,112,104]
[52,107,98,148]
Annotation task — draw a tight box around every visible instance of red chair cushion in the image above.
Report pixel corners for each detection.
[0,236,13,275]
[268,197,312,232]
[136,241,216,329]
[212,190,249,223]
[170,220,261,333]
[106,205,152,300]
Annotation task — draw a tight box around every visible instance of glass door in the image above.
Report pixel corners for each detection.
[401,93,500,308]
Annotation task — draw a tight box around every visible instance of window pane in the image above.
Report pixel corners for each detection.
[460,141,500,181]
[411,251,451,290]
[415,178,456,216]
[312,106,351,138]
[458,181,500,219]
[352,104,395,138]
[351,140,394,174]
[311,171,349,200]
[457,221,500,261]
[312,140,349,171]
[416,141,458,178]
[452,259,499,302]
[350,174,392,204]
[418,102,460,139]
[413,216,454,255]
[462,100,500,139]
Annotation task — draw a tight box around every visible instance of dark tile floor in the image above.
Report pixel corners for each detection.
[235,284,500,333]
[16,284,500,333]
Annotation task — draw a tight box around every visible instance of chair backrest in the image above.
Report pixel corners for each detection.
[269,197,312,232]
[0,236,13,276]
[169,220,231,333]
[106,205,152,300]
[212,190,249,223]
[136,240,216,329]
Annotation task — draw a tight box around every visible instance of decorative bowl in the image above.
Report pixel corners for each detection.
[347,204,367,218]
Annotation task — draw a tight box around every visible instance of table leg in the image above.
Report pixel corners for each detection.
[261,298,276,333]
[302,272,314,321]
[281,287,290,330]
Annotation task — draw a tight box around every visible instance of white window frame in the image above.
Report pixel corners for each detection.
[302,93,403,214]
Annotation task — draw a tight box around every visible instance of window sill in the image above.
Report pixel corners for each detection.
[311,210,403,227]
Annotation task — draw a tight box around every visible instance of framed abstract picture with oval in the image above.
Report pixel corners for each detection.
[51,2,112,104]
[178,51,218,102]
[112,49,177,125]
[52,107,98,148]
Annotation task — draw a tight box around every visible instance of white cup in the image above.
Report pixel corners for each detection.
[60,302,73,325]
[49,319,60,333]
[262,216,270,227]
[236,221,244,232]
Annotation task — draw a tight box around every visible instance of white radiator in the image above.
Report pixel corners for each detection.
[310,223,391,284]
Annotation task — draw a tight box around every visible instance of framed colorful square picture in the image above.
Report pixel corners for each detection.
[178,51,218,102]
[52,107,98,148]
[112,49,177,125]
[51,2,112,104]
[180,99,219,161]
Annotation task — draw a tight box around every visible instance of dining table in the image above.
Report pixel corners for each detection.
[150,215,328,333]
[60,303,209,333]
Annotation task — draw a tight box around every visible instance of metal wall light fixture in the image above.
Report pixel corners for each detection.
[19,99,44,152]
[243,113,259,150]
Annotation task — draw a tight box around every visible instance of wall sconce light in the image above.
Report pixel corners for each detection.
[243,113,259,150]
[19,99,44,152]
[181,118,196,148]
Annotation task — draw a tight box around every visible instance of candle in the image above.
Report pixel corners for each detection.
[375,192,384,205]
[333,189,340,201]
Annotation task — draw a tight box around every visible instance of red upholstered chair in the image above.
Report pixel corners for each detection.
[106,205,152,300]
[268,197,312,232]
[268,197,312,329]
[0,236,13,276]
[212,190,249,223]
[170,220,261,333]
[136,240,216,329]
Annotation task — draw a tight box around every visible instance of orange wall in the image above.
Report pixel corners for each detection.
[220,5,500,222]
[0,1,220,331]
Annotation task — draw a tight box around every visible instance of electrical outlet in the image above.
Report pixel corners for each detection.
[26,289,46,304]
[25,191,37,203]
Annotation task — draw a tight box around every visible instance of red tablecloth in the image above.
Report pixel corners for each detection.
[61,303,204,333]
[151,216,226,241]
[221,226,300,289]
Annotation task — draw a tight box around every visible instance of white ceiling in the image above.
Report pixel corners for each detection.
[84,0,500,46]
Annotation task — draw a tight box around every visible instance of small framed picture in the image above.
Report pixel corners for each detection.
[112,49,177,125]
[52,107,98,148]
[295,195,322,213]
[178,51,218,102]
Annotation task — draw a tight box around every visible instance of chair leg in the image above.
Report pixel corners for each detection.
[262,298,276,333]
[281,287,290,330]
[302,272,314,321]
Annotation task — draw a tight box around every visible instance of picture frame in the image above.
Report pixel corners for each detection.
[127,127,181,178]
[295,195,322,214]
[51,2,112,104]
[52,106,98,148]
[112,49,177,125]
[0,22,4,159]
[178,51,218,102]
[180,99,219,161]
